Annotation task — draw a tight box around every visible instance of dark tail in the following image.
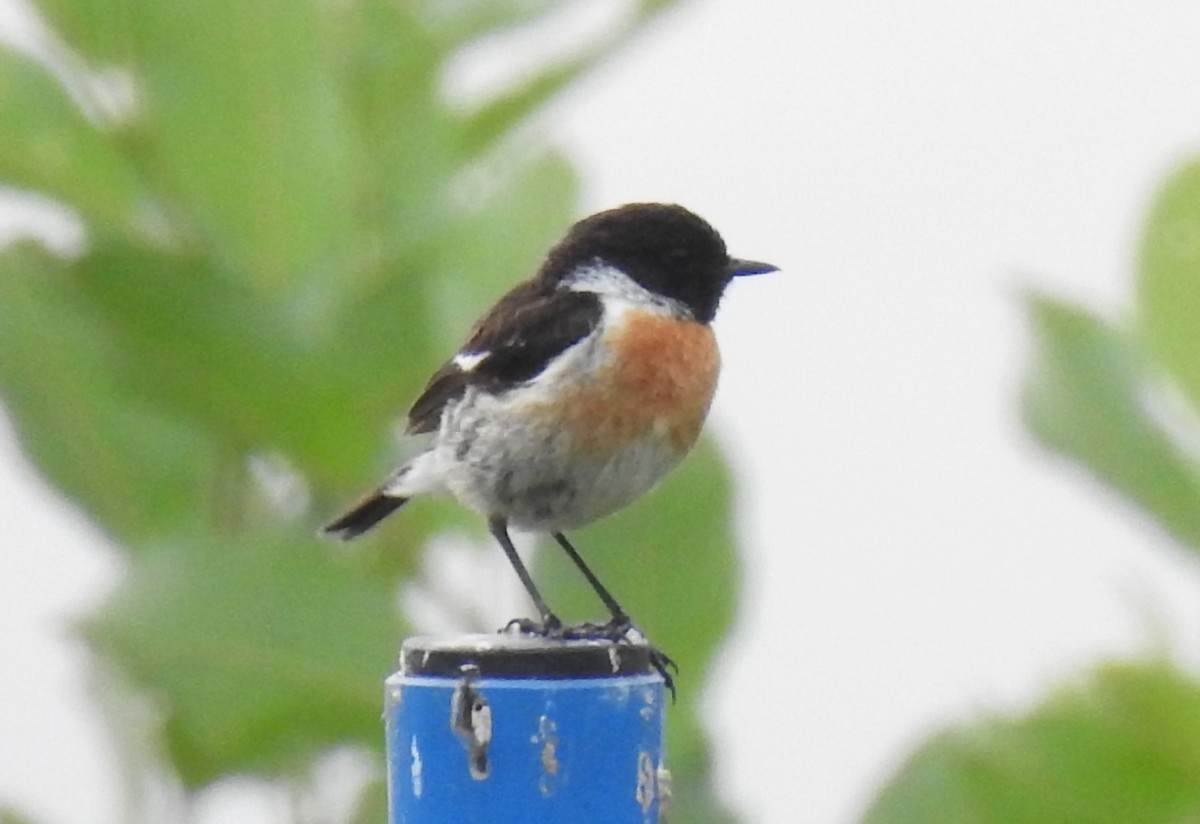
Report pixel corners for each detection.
[323,491,408,540]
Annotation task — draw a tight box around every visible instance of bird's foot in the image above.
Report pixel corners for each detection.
[647,648,678,702]
[560,616,678,701]
[502,614,563,637]
[500,614,677,700]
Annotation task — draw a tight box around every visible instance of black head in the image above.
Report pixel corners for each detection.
[538,203,776,323]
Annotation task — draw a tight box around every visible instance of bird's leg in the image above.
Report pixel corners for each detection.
[489,517,562,636]
[550,532,631,634]
[551,532,678,698]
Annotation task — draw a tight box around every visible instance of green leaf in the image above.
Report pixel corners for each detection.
[84,531,403,786]
[861,660,1200,824]
[415,0,567,47]
[32,0,136,63]
[0,46,140,228]
[457,0,678,157]
[334,0,458,269]
[427,150,579,351]
[420,0,676,49]
[128,0,356,292]
[535,437,739,819]
[0,245,221,544]
[70,239,380,487]
[1021,293,1200,550]
[458,52,601,157]
[1138,159,1200,414]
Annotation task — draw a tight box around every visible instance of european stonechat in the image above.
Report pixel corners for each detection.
[325,203,775,688]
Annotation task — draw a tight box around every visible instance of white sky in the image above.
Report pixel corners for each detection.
[4,1,1200,823]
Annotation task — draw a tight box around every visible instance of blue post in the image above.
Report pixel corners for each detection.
[385,634,668,823]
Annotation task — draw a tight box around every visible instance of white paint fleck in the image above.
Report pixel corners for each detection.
[635,750,656,813]
[535,715,560,797]
[657,766,673,814]
[472,699,493,748]
[410,736,423,798]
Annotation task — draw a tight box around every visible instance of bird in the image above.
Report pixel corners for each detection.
[324,203,776,688]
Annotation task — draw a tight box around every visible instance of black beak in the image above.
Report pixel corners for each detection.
[727,257,778,277]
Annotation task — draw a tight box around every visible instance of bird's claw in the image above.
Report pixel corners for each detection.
[499,614,677,701]
[503,615,563,637]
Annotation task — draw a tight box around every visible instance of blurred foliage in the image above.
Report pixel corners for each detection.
[0,807,38,824]
[0,0,747,821]
[863,161,1200,821]
[862,661,1200,824]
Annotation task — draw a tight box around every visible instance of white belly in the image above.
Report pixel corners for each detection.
[434,389,686,531]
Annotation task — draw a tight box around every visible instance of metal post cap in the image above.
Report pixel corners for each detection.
[400,633,657,679]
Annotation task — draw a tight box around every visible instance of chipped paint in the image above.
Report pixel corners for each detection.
[635,750,656,814]
[387,683,403,705]
[410,736,423,798]
[640,686,657,721]
[594,680,636,710]
[657,766,673,814]
[535,715,561,796]
[450,666,492,780]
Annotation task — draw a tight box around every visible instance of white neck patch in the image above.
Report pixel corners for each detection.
[562,262,691,319]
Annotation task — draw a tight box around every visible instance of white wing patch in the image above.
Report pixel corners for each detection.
[453,350,491,372]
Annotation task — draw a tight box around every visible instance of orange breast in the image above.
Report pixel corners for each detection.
[552,310,720,455]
